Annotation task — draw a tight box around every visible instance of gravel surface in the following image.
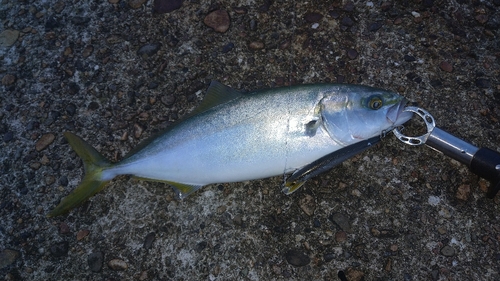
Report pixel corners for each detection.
[1,0,499,280]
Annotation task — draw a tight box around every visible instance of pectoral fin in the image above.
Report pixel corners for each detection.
[282,180,307,195]
[283,136,381,194]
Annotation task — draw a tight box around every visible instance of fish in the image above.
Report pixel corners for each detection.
[47,81,412,217]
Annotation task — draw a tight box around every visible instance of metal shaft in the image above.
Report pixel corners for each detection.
[425,127,479,166]
[392,106,500,197]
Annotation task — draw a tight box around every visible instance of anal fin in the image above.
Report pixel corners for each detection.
[134,177,203,199]
[166,181,203,200]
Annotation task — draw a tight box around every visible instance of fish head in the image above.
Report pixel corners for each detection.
[321,86,413,144]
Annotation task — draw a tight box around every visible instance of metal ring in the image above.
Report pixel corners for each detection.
[392,106,436,146]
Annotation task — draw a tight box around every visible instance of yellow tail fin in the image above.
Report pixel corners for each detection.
[47,132,112,217]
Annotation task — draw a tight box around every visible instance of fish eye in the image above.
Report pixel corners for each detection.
[368,96,383,110]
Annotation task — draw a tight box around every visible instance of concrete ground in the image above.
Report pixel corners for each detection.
[1,0,499,280]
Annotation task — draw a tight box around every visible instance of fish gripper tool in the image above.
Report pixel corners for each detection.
[393,106,500,198]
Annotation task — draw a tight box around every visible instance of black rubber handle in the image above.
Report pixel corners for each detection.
[470,148,500,198]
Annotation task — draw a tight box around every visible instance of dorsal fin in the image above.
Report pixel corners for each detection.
[122,81,242,160]
[188,80,243,116]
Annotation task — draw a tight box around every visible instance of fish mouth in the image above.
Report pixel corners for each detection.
[386,98,413,126]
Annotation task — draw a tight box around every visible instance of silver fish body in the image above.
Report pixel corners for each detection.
[48,81,412,217]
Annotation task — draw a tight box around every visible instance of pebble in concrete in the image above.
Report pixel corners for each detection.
[1,74,16,86]
[285,250,310,267]
[299,194,315,216]
[50,241,69,257]
[0,30,19,47]
[137,43,162,58]
[35,133,55,151]
[440,245,455,257]
[439,61,453,72]
[143,232,155,250]
[0,249,20,269]
[129,0,147,9]
[153,0,183,13]
[329,213,352,232]
[204,10,230,33]
[88,252,104,272]
[108,258,128,270]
